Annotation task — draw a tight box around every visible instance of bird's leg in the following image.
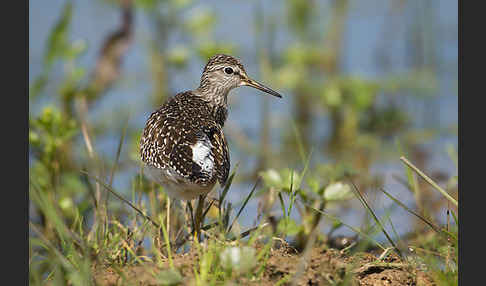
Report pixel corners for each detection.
[194,194,207,242]
[186,201,195,235]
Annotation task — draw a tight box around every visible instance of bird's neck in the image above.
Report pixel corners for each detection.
[193,88,229,127]
[196,76,233,106]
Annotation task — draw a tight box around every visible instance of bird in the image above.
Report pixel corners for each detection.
[140,54,282,237]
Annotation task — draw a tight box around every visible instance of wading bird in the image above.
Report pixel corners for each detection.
[140,54,282,239]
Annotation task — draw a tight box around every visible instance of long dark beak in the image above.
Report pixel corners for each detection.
[241,78,282,98]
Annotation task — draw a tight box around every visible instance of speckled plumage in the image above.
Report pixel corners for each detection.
[140,54,281,200]
[140,91,230,199]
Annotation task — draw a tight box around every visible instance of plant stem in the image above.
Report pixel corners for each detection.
[400,156,458,206]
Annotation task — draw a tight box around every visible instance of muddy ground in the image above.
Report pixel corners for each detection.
[93,241,435,286]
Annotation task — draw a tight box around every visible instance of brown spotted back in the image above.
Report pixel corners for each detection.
[140,91,230,187]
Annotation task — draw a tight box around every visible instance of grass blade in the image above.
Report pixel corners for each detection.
[302,201,386,250]
[108,116,129,188]
[219,164,238,218]
[287,170,295,217]
[227,177,261,234]
[348,180,402,257]
[81,171,160,229]
[291,120,307,164]
[159,219,174,269]
[278,192,286,218]
[450,209,458,226]
[400,156,458,206]
[202,199,215,220]
[230,222,270,241]
[379,188,441,234]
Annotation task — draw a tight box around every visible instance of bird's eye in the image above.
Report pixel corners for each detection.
[224,67,233,75]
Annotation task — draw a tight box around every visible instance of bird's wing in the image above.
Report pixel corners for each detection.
[167,124,229,187]
[205,125,230,186]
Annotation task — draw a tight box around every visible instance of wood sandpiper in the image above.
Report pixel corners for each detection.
[140,54,282,237]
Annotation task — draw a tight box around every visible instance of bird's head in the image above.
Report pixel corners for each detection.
[197,54,281,106]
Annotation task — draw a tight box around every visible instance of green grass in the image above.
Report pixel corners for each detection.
[29,155,458,285]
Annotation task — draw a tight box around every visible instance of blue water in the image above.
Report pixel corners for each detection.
[29,0,457,242]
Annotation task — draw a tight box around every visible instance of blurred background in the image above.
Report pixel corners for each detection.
[29,0,457,245]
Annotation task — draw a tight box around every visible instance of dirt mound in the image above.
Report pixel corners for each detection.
[93,243,434,285]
